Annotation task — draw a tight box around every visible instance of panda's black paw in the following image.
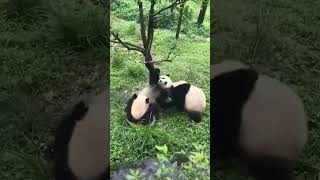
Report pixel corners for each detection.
[187,112,201,123]
[191,120,201,125]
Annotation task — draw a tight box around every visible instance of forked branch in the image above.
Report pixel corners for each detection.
[110,0,180,75]
[142,50,175,64]
[110,32,145,54]
[153,0,183,17]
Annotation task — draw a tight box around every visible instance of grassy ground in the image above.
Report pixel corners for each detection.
[110,1,210,168]
[214,0,320,179]
[0,0,107,179]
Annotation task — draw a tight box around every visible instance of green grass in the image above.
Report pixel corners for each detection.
[214,0,320,179]
[0,0,107,179]
[110,1,210,167]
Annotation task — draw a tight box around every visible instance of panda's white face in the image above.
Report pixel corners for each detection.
[158,75,173,89]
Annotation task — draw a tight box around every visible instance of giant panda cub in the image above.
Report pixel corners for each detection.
[212,61,308,180]
[138,83,169,108]
[53,91,109,180]
[138,68,173,110]
[125,68,168,125]
[158,75,206,123]
[126,93,160,126]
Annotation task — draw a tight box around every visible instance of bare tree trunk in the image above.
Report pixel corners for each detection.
[145,0,156,72]
[175,2,185,39]
[197,0,208,26]
[144,52,154,72]
[138,1,148,49]
[147,0,155,54]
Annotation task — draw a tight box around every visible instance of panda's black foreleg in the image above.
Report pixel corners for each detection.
[156,93,175,110]
[187,111,202,123]
[151,103,161,120]
[246,155,293,180]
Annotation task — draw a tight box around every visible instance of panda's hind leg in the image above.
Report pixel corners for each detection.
[246,155,293,180]
[187,111,202,123]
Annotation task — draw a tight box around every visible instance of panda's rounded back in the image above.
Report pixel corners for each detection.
[211,61,308,150]
[172,80,187,87]
[131,94,149,120]
[239,75,308,161]
[211,60,249,78]
[211,61,308,179]
[184,85,206,112]
[67,91,108,180]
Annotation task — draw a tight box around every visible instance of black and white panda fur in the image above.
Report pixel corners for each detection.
[158,75,206,123]
[53,91,109,180]
[125,93,159,126]
[138,84,173,110]
[139,69,172,109]
[212,61,308,180]
[125,68,172,125]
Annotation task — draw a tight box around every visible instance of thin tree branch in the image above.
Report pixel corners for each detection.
[164,49,174,60]
[143,60,172,64]
[154,14,165,23]
[137,0,148,49]
[142,50,175,64]
[110,32,145,54]
[153,0,183,17]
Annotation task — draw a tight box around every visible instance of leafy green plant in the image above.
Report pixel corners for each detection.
[155,2,194,30]
[124,144,210,179]
[153,145,175,178]
[111,0,139,21]
[179,144,210,179]
[125,169,143,180]
[181,22,209,37]
[155,3,177,30]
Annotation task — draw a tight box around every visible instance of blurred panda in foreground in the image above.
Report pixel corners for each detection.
[211,61,308,180]
[53,91,109,180]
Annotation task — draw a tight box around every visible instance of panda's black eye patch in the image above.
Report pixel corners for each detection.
[145,98,150,104]
[161,78,165,79]
[164,82,167,85]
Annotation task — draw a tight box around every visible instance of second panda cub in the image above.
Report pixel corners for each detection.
[158,75,206,123]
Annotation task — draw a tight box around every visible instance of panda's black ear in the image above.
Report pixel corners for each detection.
[145,98,150,104]
[133,94,137,99]
[166,74,170,77]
